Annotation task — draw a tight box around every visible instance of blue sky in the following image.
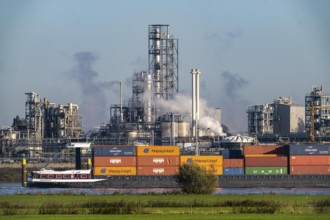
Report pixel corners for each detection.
[0,0,329,133]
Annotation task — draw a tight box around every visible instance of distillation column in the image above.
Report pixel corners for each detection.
[148,25,179,124]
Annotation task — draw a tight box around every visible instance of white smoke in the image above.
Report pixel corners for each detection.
[157,92,225,136]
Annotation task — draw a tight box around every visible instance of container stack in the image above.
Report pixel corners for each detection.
[220,149,244,175]
[244,145,288,175]
[289,144,330,175]
[93,145,137,176]
[180,155,223,175]
[136,146,180,175]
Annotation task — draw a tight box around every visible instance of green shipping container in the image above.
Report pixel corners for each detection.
[245,167,288,175]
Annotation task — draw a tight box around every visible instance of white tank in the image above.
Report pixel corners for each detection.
[161,122,178,138]
[178,121,190,137]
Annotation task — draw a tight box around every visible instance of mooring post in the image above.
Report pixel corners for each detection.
[22,154,27,187]
[87,158,92,170]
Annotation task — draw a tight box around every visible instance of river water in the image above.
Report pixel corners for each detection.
[0,183,329,195]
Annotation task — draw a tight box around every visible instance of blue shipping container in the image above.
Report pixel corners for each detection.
[223,168,244,175]
[93,145,136,156]
[289,144,330,155]
[220,150,243,159]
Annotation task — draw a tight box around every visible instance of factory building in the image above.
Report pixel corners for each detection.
[247,97,305,136]
[13,92,82,139]
[247,104,274,135]
[305,86,330,138]
[272,97,305,135]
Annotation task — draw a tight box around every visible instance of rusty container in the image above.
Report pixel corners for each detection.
[245,156,288,167]
[289,155,330,166]
[93,167,136,176]
[244,145,288,155]
[136,146,180,156]
[290,165,330,175]
[223,159,244,168]
[137,166,179,175]
[93,156,137,167]
[137,156,180,166]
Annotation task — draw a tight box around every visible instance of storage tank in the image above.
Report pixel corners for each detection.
[178,121,190,137]
[161,122,178,138]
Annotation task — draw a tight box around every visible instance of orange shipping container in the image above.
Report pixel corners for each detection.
[137,156,180,166]
[93,167,136,176]
[290,166,330,175]
[290,156,330,166]
[244,154,278,157]
[136,146,180,156]
[93,156,136,167]
[245,156,288,167]
[180,156,223,166]
[223,159,244,168]
[244,145,287,155]
[137,166,179,175]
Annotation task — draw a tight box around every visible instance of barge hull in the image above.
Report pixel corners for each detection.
[28,175,330,188]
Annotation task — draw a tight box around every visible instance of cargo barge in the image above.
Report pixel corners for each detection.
[27,144,330,188]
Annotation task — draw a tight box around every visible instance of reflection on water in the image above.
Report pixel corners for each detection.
[0,183,329,195]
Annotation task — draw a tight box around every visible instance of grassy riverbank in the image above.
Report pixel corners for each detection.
[0,194,329,219]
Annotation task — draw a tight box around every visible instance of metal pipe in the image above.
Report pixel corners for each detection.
[191,69,196,137]
[120,81,123,122]
[195,69,200,155]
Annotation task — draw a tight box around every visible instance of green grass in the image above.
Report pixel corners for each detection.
[1,214,329,220]
[0,194,329,219]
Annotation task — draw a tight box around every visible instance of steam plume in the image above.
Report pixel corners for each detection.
[157,92,225,136]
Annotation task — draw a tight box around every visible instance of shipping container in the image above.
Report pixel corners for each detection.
[244,145,288,155]
[93,167,136,176]
[202,165,223,175]
[289,144,330,155]
[136,146,180,156]
[223,159,244,168]
[220,149,243,159]
[245,156,288,167]
[223,168,244,175]
[93,145,136,156]
[290,165,330,175]
[290,155,330,166]
[180,156,223,166]
[137,166,179,175]
[244,154,278,157]
[137,156,180,166]
[93,156,136,167]
[245,167,288,175]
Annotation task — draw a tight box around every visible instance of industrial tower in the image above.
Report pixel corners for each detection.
[148,24,179,122]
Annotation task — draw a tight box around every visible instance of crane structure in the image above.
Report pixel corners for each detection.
[308,105,330,142]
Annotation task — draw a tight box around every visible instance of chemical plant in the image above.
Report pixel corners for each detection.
[1,24,330,160]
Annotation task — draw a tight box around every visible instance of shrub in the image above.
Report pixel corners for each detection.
[177,163,218,194]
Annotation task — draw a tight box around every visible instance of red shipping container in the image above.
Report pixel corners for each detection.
[290,156,330,166]
[93,156,136,167]
[137,166,179,175]
[245,156,288,167]
[137,156,180,166]
[244,145,287,155]
[290,166,330,175]
[223,159,244,168]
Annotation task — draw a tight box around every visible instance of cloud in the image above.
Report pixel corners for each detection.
[204,30,242,50]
